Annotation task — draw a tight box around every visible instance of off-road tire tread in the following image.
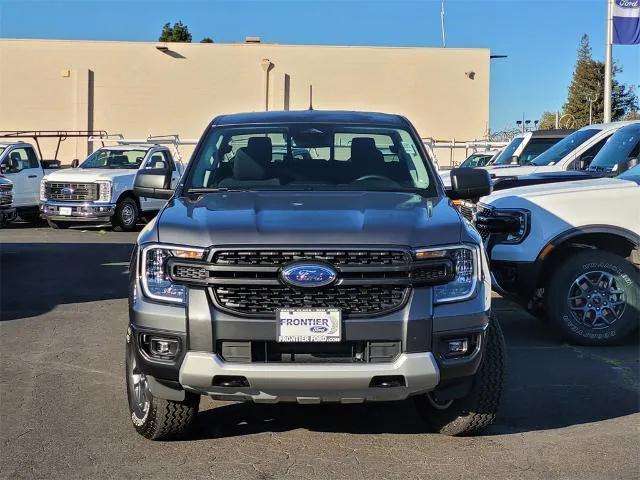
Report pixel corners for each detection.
[415,318,505,436]
[136,395,199,441]
[545,249,639,346]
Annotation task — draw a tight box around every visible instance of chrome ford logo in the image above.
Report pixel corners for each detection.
[61,187,75,194]
[310,325,329,333]
[280,263,337,288]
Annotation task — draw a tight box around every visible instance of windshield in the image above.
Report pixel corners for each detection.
[588,124,640,172]
[491,137,524,165]
[518,137,563,164]
[184,123,437,195]
[531,128,600,166]
[460,154,491,168]
[618,163,640,180]
[80,148,148,169]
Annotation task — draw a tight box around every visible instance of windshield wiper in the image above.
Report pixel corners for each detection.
[186,187,254,194]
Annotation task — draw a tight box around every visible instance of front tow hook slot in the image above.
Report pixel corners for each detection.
[212,375,250,388]
[369,375,406,388]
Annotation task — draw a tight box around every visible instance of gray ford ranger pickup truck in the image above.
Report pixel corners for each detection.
[127,110,505,440]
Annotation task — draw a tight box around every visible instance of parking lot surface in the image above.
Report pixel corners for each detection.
[1,223,639,480]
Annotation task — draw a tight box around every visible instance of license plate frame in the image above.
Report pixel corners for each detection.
[276,308,342,343]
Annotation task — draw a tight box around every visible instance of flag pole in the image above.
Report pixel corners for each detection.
[604,0,614,123]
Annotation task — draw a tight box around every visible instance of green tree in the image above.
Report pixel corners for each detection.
[200,37,214,43]
[538,111,558,130]
[158,21,192,42]
[563,34,637,127]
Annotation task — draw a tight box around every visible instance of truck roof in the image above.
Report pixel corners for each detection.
[212,110,410,127]
[97,144,158,151]
[530,129,574,138]
[0,141,33,147]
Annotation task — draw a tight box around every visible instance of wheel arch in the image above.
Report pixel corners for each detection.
[536,225,640,290]
[115,190,141,209]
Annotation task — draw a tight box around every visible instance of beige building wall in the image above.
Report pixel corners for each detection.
[0,39,490,165]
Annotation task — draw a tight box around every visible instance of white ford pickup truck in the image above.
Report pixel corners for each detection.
[0,142,59,223]
[41,143,184,230]
[467,163,640,346]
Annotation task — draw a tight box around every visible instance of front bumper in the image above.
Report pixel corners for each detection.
[0,207,16,224]
[490,259,540,303]
[41,201,116,221]
[179,351,440,403]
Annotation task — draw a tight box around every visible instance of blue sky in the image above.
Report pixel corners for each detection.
[0,0,638,131]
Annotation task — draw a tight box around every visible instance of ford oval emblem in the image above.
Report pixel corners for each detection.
[61,187,75,194]
[280,263,337,288]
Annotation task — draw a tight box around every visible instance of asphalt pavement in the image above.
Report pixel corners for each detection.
[1,222,639,480]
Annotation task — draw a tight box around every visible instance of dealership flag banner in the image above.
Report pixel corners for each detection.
[613,0,640,44]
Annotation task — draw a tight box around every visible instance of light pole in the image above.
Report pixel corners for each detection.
[586,87,600,125]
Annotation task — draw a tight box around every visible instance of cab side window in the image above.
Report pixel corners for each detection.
[144,151,173,170]
[2,147,38,173]
[572,136,610,169]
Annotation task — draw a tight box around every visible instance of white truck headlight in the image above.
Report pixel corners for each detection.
[476,207,530,244]
[140,245,205,304]
[40,180,47,202]
[96,181,112,202]
[414,245,480,304]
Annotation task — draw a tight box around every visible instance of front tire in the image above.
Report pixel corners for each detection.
[544,249,639,346]
[112,197,139,232]
[414,318,505,436]
[125,332,199,440]
[47,219,71,229]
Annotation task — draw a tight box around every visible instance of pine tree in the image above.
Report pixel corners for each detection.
[563,34,637,127]
[158,21,192,42]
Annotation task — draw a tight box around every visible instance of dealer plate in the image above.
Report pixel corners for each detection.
[58,207,72,216]
[277,308,341,342]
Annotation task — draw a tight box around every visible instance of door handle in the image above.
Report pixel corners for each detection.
[28,175,38,178]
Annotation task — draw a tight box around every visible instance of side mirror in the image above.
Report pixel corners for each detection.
[42,159,61,169]
[447,167,492,200]
[71,159,80,168]
[134,168,173,200]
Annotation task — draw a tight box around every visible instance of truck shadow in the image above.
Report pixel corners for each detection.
[191,299,639,438]
[0,242,133,321]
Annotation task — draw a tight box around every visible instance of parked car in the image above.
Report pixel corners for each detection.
[467,164,640,346]
[487,129,574,167]
[40,143,184,230]
[0,175,16,227]
[440,129,573,188]
[460,152,497,168]
[0,142,60,223]
[126,110,505,440]
[482,122,640,194]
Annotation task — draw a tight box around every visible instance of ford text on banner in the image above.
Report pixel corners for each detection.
[613,0,640,44]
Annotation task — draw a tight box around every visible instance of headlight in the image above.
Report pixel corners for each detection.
[414,245,480,304]
[140,244,205,304]
[40,180,46,201]
[96,181,112,202]
[477,207,530,244]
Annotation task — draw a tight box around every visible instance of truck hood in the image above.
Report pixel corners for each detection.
[156,191,462,248]
[481,176,638,206]
[44,168,136,182]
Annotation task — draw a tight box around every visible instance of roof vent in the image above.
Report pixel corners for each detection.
[245,36,261,44]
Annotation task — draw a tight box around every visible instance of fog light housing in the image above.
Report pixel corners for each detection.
[140,334,180,360]
[447,339,469,356]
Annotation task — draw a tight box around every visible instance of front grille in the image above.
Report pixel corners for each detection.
[45,182,98,201]
[459,201,475,223]
[213,250,409,266]
[474,205,493,241]
[0,184,12,206]
[168,248,456,318]
[213,285,407,316]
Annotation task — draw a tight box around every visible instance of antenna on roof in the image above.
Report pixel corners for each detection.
[308,85,314,111]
